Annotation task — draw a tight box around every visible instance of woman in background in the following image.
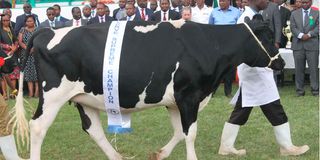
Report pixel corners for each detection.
[0,14,18,99]
[18,15,38,98]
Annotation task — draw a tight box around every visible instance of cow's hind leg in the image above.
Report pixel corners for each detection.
[155,107,185,159]
[29,96,68,160]
[76,103,122,160]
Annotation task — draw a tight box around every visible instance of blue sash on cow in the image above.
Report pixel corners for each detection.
[103,21,132,134]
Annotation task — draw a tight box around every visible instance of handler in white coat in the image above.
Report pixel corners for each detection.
[217,0,309,156]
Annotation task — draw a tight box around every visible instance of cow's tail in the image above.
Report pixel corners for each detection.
[8,72,30,150]
[7,29,43,151]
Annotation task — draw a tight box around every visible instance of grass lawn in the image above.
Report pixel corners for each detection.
[1,84,319,160]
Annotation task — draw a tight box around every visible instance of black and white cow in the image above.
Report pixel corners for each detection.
[14,15,284,160]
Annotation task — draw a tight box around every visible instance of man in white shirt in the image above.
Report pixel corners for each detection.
[191,0,212,24]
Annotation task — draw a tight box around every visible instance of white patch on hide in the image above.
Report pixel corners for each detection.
[134,62,180,109]
[198,94,212,111]
[47,27,75,50]
[134,24,159,33]
[34,76,106,119]
[169,19,186,29]
[42,81,46,87]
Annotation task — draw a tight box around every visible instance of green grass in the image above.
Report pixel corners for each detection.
[1,84,319,160]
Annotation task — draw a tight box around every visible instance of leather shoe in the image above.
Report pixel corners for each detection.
[225,94,233,98]
[296,92,305,97]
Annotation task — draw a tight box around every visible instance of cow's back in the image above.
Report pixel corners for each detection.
[119,22,183,107]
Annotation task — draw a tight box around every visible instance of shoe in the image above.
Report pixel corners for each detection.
[296,92,305,97]
[312,92,319,96]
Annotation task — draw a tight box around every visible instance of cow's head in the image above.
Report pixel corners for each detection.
[0,50,16,74]
[245,14,285,70]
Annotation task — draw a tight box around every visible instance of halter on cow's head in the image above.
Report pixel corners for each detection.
[0,49,15,74]
[244,14,285,70]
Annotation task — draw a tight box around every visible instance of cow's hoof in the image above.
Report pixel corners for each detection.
[148,151,161,160]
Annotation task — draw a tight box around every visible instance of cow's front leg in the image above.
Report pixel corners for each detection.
[176,99,199,160]
[185,122,197,160]
[156,107,185,159]
[76,104,122,160]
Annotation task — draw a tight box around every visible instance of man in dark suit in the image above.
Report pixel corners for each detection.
[82,5,92,20]
[135,0,153,20]
[262,1,282,48]
[121,3,140,21]
[65,7,88,27]
[150,0,158,12]
[290,0,319,96]
[88,2,114,25]
[261,1,282,86]
[14,3,40,36]
[151,0,181,22]
[113,0,127,20]
[53,4,69,23]
[90,0,98,18]
[39,7,64,29]
[273,0,291,48]
[171,0,183,14]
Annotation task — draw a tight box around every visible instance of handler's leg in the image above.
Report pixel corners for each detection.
[0,94,20,160]
[261,100,309,156]
[219,92,249,156]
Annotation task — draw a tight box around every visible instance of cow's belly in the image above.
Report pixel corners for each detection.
[71,80,176,113]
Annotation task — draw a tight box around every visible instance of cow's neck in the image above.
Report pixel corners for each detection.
[205,24,261,93]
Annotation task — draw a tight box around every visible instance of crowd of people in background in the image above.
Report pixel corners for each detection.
[0,0,318,100]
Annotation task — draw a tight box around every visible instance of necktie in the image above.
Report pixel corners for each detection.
[141,8,145,20]
[50,21,54,28]
[163,12,167,21]
[304,10,309,27]
[91,10,95,18]
[100,16,104,23]
[127,16,131,21]
[76,20,79,26]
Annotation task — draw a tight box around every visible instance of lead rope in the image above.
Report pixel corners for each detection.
[243,23,280,67]
[110,133,136,159]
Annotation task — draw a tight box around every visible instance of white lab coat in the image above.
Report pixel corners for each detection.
[230,7,280,107]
